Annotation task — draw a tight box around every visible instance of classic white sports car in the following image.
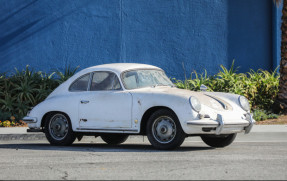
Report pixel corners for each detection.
[23,63,254,150]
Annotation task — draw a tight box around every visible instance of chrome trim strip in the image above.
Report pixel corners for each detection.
[187,122,249,127]
[76,128,138,132]
[187,122,218,126]
[205,94,227,110]
[23,116,37,123]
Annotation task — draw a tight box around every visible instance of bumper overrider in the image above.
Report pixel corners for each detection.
[186,113,255,135]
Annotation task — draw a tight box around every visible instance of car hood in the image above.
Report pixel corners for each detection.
[129,86,241,111]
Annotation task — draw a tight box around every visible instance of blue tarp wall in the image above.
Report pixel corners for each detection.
[0,0,282,79]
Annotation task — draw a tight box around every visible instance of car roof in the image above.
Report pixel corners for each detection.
[83,63,162,74]
[46,63,164,98]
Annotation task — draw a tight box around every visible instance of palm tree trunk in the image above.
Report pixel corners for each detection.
[278,0,287,112]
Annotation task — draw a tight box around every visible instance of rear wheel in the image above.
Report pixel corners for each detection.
[101,134,129,145]
[147,109,186,150]
[201,134,237,148]
[44,113,76,146]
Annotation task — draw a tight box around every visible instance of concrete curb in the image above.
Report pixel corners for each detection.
[0,127,45,141]
[0,134,46,141]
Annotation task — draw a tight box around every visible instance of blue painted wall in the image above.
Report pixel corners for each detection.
[0,0,277,79]
[227,0,273,72]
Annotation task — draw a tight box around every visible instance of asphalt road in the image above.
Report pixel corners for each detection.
[0,134,286,180]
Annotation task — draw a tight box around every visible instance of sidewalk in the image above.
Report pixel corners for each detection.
[250,125,287,132]
[0,125,287,141]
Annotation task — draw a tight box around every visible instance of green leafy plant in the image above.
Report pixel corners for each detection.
[0,65,79,123]
[55,65,79,84]
[0,110,12,121]
[253,109,279,121]
[172,70,213,91]
[173,61,280,114]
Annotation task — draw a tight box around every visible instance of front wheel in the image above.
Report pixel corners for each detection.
[201,134,237,148]
[44,113,76,146]
[147,109,186,150]
[101,134,129,145]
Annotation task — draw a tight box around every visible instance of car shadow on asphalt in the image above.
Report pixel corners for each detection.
[0,143,215,152]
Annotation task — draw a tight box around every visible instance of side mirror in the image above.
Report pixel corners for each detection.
[200,84,208,92]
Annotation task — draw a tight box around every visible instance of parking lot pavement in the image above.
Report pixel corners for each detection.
[0,126,286,180]
[0,139,286,180]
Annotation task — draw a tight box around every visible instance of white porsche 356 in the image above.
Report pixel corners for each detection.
[23,63,254,150]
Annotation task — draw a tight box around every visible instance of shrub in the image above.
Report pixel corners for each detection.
[253,109,279,121]
[0,65,79,123]
[173,61,280,113]
[0,110,11,121]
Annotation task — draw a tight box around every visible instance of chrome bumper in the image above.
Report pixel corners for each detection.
[186,113,255,135]
[23,116,37,123]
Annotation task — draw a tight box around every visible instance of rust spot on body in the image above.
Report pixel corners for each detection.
[138,100,141,106]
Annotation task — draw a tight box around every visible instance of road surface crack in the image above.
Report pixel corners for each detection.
[61,171,68,180]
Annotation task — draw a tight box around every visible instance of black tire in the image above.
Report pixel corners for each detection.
[101,134,129,145]
[44,113,76,146]
[146,109,186,150]
[201,133,237,148]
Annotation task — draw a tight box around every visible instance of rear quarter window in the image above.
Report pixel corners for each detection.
[69,73,90,91]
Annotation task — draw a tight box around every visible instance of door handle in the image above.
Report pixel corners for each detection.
[81,100,89,104]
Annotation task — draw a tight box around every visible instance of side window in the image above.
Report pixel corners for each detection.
[123,71,138,89]
[69,73,90,91]
[90,71,122,91]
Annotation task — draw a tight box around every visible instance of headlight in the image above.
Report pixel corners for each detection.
[189,96,201,112]
[238,96,250,112]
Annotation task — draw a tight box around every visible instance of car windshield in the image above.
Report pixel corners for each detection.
[122,69,174,89]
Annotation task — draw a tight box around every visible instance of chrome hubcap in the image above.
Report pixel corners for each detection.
[49,114,69,141]
[152,116,176,144]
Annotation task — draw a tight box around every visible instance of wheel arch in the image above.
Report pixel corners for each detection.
[41,111,71,128]
[140,106,179,135]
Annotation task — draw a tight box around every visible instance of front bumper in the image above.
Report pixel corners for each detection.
[186,113,255,135]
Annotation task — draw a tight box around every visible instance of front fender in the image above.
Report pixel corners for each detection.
[131,92,196,133]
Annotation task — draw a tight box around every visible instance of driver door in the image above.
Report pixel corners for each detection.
[78,71,132,129]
